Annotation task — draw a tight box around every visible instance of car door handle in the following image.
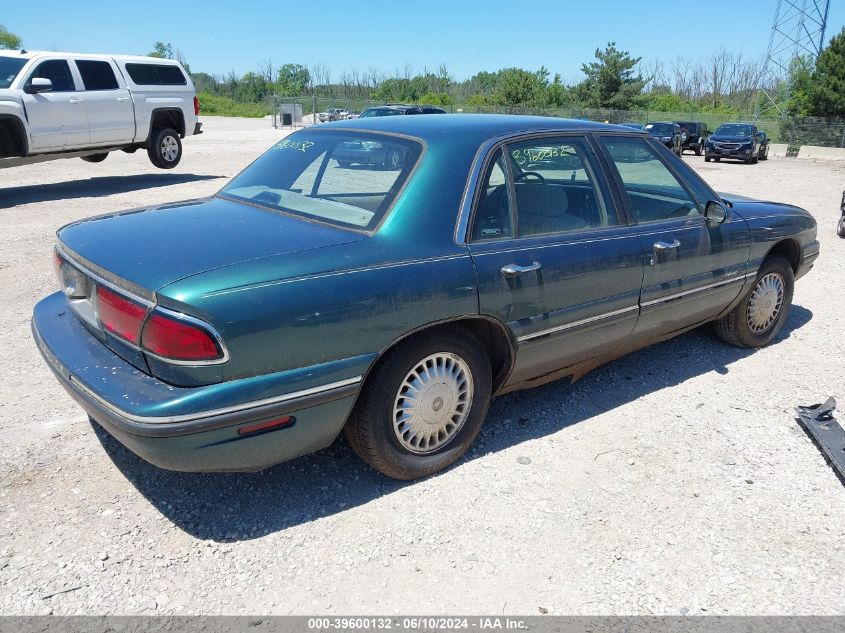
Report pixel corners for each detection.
[116,96,130,102]
[653,240,681,251]
[69,98,82,104]
[501,261,541,276]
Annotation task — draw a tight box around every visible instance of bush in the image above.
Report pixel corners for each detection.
[196,92,272,118]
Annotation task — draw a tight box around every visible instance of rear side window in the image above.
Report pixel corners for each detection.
[29,60,75,92]
[76,60,119,90]
[125,63,187,86]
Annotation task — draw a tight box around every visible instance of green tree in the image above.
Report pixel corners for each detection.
[783,56,814,116]
[808,27,845,117]
[493,68,549,106]
[577,42,645,109]
[0,25,22,50]
[149,41,173,59]
[276,63,310,96]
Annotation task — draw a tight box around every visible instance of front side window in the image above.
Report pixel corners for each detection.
[0,56,27,89]
[600,136,700,223]
[28,60,75,92]
[220,131,422,231]
[75,60,119,90]
[507,136,613,236]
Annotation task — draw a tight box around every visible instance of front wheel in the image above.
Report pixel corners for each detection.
[837,215,845,238]
[344,328,492,480]
[80,152,108,163]
[147,127,182,169]
[714,255,794,348]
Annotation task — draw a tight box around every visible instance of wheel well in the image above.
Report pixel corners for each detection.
[0,116,27,158]
[150,109,185,138]
[765,239,800,273]
[367,318,515,396]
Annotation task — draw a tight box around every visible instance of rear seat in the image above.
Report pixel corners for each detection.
[514,183,588,234]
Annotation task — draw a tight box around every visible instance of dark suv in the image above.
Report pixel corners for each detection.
[675,121,710,156]
[705,123,761,164]
[645,122,683,156]
[359,104,447,118]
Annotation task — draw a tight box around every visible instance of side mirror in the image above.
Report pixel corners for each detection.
[24,77,53,94]
[704,201,729,225]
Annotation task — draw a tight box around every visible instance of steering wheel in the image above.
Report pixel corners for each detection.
[514,171,546,184]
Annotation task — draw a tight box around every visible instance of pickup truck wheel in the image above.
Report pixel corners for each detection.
[80,153,108,163]
[714,255,794,348]
[344,328,492,480]
[148,127,182,169]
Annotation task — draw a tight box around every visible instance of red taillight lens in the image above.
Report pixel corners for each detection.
[194,96,200,116]
[96,286,146,344]
[142,311,221,361]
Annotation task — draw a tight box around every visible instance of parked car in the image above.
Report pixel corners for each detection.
[359,104,447,118]
[675,121,710,156]
[646,122,683,156]
[33,115,819,480]
[318,107,348,122]
[756,130,770,161]
[705,123,761,164]
[0,50,200,169]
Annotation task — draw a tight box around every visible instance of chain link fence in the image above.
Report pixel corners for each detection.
[267,96,845,149]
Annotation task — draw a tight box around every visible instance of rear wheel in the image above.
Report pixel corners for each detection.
[760,145,769,161]
[837,215,845,238]
[714,255,794,348]
[695,143,703,156]
[147,127,182,169]
[80,152,108,163]
[344,328,492,480]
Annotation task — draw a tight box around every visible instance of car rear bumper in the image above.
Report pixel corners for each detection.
[32,292,363,472]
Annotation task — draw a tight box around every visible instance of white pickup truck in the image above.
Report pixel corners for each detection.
[0,50,201,169]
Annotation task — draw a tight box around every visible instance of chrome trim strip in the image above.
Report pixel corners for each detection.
[142,306,231,366]
[56,243,155,307]
[517,305,639,343]
[69,375,364,425]
[641,274,749,309]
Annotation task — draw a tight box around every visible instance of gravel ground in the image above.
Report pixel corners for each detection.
[1,116,844,616]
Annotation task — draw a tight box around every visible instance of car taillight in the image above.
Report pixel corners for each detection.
[53,249,63,286]
[194,96,200,116]
[141,311,222,362]
[96,286,147,344]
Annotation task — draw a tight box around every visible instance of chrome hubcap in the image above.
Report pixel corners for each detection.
[161,136,179,162]
[746,272,785,333]
[393,352,473,454]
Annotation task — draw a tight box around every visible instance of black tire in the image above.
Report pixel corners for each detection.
[714,255,794,348]
[760,146,769,161]
[344,327,492,480]
[704,156,711,162]
[837,215,845,238]
[337,161,350,168]
[80,152,108,163]
[695,143,702,156]
[147,127,182,169]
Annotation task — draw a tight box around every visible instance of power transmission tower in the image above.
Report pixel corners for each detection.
[760,0,832,115]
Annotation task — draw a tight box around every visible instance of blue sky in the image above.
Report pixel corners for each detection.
[6,0,845,81]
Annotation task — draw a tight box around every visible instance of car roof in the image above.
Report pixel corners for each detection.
[0,50,183,65]
[325,114,629,145]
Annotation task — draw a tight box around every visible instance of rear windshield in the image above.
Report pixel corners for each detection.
[359,108,401,118]
[220,131,423,231]
[124,63,187,86]
[0,56,26,89]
